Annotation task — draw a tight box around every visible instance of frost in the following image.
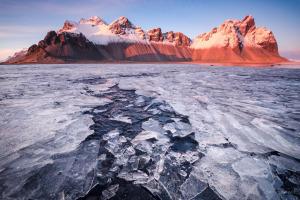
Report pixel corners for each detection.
[103,129,120,140]
[180,174,208,199]
[142,118,165,133]
[232,157,271,178]
[1,64,299,199]
[163,121,193,137]
[101,184,119,200]
[205,146,244,164]
[118,170,149,183]
[178,169,187,177]
[110,114,132,124]
[232,157,280,200]
[132,130,169,146]
[268,155,300,172]
[134,141,153,154]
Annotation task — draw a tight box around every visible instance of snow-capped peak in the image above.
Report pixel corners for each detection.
[191,15,277,53]
[58,20,78,33]
[79,16,107,26]
[58,16,146,45]
[114,16,135,27]
[58,15,191,46]
[108,16,136,35]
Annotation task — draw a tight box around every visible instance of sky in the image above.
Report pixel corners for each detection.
[0,0,300,60]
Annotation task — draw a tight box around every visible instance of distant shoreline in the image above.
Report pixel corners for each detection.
[1,60,300,68]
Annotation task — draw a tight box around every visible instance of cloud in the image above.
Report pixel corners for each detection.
[280,49,300,60]
[0,48,23,61]
[0,0,142,16]
[0,25,50,38]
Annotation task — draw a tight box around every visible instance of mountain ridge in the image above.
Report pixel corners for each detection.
[4,15,287,64]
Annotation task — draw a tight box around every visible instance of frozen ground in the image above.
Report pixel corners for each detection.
[0,64,299,200]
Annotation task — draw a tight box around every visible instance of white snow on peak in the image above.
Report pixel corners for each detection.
[5,48,28,62]
[79,16,107,26]
[191,20,241,49]
[109,16,135,28]
[59,16,146,45]
[58,16,190,46]
[191,15,274,50]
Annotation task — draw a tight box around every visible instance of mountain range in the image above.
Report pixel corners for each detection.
[4,15,287,64]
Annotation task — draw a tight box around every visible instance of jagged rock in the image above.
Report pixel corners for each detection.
[109,16,135,35]
[147,28,164,42]
[79,16,105,26]
[164,31,191,46]
[59,20,76,33]
[27,44,38,55]
[246,27,279,54]
[10,31,103,63]
[238,15,256,36]
[191,15,277,52]
[135,27,146,40]
[4,15,286,64]
[191,15,285,62]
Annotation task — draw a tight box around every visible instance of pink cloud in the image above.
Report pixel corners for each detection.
[0,48,22,61]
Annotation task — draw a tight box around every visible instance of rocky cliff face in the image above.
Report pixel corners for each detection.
[147,28,191,46]
[6,31,102,64]
[109,16,136,35]
[97,42,192,61]
[57,16,192,47]
[147,28,164,42]
[191,15,283,62]
[5,15,286,64]
[164,31,191,46]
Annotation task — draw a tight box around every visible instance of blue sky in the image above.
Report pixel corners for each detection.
[1,0,300,60]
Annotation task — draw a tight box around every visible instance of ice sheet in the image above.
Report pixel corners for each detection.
[0,64,299,199]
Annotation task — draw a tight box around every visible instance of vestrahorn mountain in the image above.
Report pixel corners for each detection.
[5,15,286,64]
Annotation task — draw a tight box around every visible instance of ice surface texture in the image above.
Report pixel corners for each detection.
[0,64,299,200]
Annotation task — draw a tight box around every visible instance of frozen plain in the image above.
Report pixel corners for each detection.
[0,64,299,200]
